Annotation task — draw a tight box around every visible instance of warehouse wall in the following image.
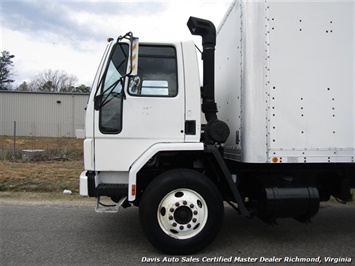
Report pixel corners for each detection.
[0,91,89,137]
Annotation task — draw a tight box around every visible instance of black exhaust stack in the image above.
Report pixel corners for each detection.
[187,16,229,144]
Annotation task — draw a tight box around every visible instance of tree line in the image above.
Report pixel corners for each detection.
[0,50,90,93]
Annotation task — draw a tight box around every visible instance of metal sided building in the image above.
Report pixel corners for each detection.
[0,91,89,138]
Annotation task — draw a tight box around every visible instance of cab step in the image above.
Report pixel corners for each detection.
[95,196,127,213]
[95,183,128,197]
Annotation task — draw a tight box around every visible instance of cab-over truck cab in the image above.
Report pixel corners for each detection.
[80,24,232,254]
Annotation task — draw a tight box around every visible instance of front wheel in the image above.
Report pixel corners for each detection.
[139,169,224,254]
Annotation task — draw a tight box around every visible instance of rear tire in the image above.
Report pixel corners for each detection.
[139,169,224,254]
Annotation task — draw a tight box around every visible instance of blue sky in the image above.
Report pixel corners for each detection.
[1,0,232,87]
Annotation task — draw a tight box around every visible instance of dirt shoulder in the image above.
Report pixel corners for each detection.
[0,191,96,206]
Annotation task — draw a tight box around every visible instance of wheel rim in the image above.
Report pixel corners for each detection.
[157,188,208,240]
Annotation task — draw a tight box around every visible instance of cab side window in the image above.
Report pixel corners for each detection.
[129,46,177,97]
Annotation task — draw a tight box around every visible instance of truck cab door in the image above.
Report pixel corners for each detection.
[93,43,185,171]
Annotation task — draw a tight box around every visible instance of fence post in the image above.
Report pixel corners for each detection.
[13,121,16,160]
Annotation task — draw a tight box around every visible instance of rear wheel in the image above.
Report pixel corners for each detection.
[139,169,224,254]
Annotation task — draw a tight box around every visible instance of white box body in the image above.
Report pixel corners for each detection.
[215,0,355,163]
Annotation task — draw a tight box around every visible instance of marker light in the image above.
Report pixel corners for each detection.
[272,157,279,163]
[131,184,136,196]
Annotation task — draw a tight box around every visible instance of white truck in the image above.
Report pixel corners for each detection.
[80,0,355,254]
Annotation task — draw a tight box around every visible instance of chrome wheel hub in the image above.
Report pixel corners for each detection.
[157,189,208,239]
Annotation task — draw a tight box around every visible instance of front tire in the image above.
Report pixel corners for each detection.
[139,169,224,254]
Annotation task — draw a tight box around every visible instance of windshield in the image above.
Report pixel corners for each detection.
[99,43,129,133]
[102,44,129,92]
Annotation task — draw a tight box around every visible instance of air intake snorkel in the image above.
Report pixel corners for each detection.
[187,16,229,144]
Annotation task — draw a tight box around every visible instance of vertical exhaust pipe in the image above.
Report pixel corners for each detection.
[187,16,229,144]
[187,16,217,122]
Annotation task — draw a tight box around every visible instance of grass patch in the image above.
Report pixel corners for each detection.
[0,137,84,193]
[0,160,83,193]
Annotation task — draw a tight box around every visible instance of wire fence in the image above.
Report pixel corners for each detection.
[0,135,83,161]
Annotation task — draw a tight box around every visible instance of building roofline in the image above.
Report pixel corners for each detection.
[0,90,90,96]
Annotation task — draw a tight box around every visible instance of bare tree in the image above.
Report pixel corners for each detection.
[29,69,78,92]
[72,84,91,93]
[16,81,31,91]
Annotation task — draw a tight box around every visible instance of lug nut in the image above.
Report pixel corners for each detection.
[172,223,177,227]
[183,201,187,205]
[190,204,194,208]
[180,226,184,230]
[175,202,180,207]
[187,224,192,229]
[193,211,198,215]
[169,216,173,220]
[170,208,174,212]
[192,218,197,223]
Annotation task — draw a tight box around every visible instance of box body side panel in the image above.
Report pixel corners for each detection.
[216,1,243,161]
[217,1,269,163]
[216,1,354,163]
[268,1,354,163]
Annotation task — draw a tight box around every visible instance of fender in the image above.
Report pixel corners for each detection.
[128,142,204,201]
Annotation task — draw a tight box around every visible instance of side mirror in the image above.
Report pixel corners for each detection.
[127,37,139,76]
[94,94,103,111]
[129,76,141,93]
